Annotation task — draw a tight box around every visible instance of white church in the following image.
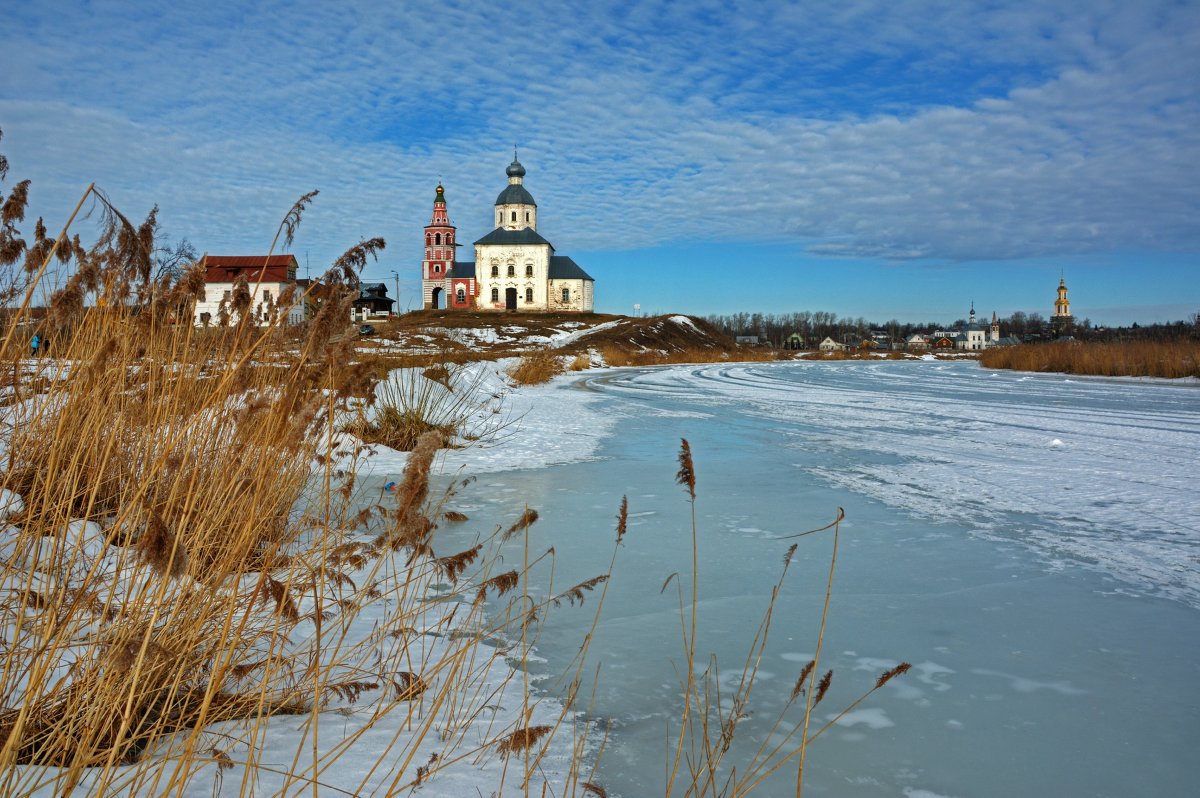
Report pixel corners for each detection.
[420,154,595,312]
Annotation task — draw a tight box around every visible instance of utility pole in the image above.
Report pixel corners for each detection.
[391,270,400,317]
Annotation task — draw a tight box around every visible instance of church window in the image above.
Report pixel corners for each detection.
[525,265,533,277]
[511,211,516,222]
[491,265,499,277]
[507,265,515,277]
[525,288,533,303]
[456,288,466,304]
[491,288,499,302]
[434,264,441,273]
[562,287,570,303]
[525,211,530,223]
[435,233,441,245]
[425,234,431,245]
[498,211,503,225]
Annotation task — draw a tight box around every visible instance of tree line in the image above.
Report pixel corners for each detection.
[703,310,1200,346]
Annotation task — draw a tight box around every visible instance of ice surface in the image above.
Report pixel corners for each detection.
[427,359,1200,798]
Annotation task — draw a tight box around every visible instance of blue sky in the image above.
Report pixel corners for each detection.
[1,0,1197,325]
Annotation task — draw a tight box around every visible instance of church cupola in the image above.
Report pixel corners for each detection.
[423,182,456,282]
[495,149,538,231]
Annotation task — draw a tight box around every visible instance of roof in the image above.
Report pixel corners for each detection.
[201,255,297,269]
[548,255,593,281]
[201,254,298,284]
[351,295,394,310]
[474,227,553,246]
[452,261,476,278]
[495,183,537,207]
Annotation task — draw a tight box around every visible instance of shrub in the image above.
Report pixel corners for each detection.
[507,349,565,385]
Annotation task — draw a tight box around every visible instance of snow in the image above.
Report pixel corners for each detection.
[346,359,618,478]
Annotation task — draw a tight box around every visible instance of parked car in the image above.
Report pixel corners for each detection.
[357,324,376,336]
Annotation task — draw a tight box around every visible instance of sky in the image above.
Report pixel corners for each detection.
[1,0,1197,326]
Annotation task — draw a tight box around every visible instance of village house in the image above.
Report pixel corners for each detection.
[351,283,395,322]
[818,336,846,352]
[421,154,595,312]
[194,254,306,326]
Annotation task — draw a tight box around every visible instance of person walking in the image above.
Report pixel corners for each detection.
[30,333,40,357]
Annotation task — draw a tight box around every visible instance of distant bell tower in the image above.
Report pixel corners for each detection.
[1051,275,1074,336]
[422,183,457,309]
[990,311,1000,342]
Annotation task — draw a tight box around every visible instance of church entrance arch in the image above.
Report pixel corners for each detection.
[431,287,443,309]
[505,287,518,310]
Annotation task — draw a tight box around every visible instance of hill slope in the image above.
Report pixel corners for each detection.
[359,311,758,365]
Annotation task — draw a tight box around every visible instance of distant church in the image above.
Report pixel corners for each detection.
[421,154,595,312]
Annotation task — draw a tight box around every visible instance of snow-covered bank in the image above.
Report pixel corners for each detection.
[346,359,617,479]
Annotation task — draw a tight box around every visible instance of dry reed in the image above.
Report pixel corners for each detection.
[980,339,1200,378]
[507,349,565,385]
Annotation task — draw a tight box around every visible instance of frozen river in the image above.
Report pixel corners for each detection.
[435,359,1200,797]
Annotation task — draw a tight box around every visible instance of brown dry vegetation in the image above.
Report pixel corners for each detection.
[507,349,566,385]
[0,169,606,795]
[980,340,1200,378]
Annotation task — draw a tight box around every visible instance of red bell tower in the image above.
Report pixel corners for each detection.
[424,184,455,281]
[421,182,477,310]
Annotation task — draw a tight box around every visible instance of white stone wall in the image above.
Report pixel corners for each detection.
[548,279,594,312]
[195,281,303,326]
[496,204,537,231]
[474,244,550,310]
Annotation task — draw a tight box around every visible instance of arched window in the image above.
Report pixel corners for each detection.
[525,288,533,303]
[491,265,499,277]
[562,287,570,303]
[435,232,441,245]
[425,234,431,245]
[491,288,499,302]
[511,211,517,222]
[525,265,533,277]
[434,264,441,273]
[507,265,515,277]
[456,288,466,304]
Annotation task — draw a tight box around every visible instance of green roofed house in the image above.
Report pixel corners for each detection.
[420,153,595,312]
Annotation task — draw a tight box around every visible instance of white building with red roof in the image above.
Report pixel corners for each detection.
[194,254,307,326]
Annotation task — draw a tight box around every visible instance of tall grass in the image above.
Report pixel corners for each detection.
[980,339,1200,378]
[0,178,593,795]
